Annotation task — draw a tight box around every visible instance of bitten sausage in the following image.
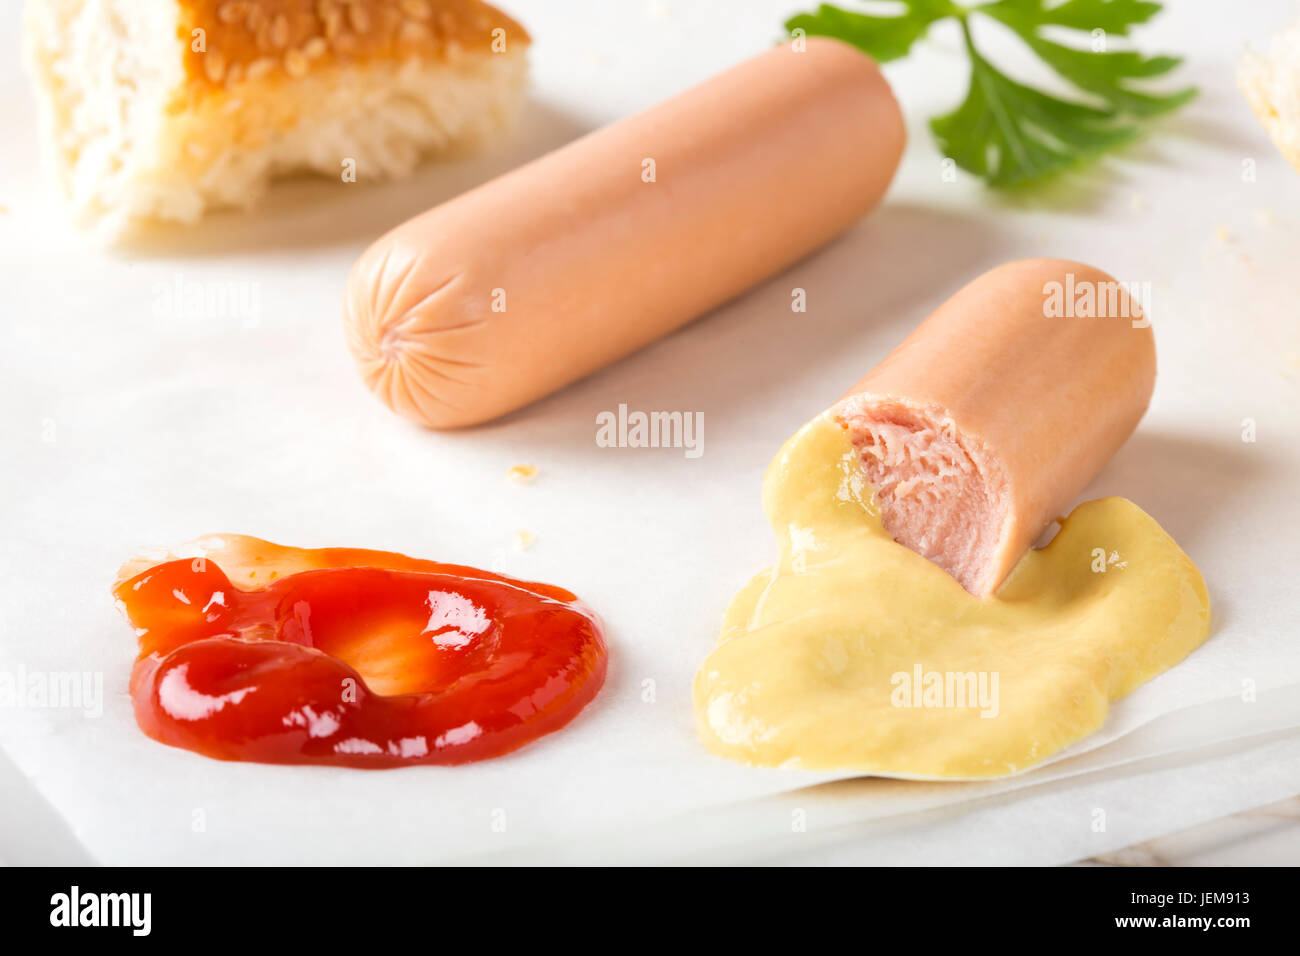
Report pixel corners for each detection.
[344,37,905,427]
[832,259,1156,597]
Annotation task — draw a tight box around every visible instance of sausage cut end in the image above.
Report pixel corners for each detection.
[835,396,1011,597]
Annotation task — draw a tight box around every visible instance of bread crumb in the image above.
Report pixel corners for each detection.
[506,464,538,483]
[513,530,536,552]
[1130,194,1148,212]
[1255,209,1275,227]
[1216,225,1233,243]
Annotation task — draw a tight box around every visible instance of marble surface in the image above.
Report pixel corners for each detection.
[5,747,1296,865]
[1081,795,1300,866]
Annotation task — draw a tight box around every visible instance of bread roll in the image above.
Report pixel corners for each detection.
[1241,18,1300,172]
[23,0,530,236]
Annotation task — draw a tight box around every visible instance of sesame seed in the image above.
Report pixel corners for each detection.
[399,21,432,44]
[347,2,371,34]
[322,10,343,40]
[284,47,309,77]
[246,57,275,80]
[402,0,433,20]
[203,49,226,83]
[217,1,248,25]
[270,14,290,48]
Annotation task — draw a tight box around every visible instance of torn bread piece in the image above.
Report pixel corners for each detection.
[1240,17,1300,173]
[23,0,530,236]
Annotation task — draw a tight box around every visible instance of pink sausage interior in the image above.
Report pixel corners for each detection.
[837,398,1009,596]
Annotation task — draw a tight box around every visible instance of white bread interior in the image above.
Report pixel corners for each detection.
[1241,17,1300,173]
[23,0,530,237]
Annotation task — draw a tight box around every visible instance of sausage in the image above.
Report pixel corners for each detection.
[831,258,1156,597]
[343,37,905,428]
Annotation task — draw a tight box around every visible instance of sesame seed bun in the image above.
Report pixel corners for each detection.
[23,0,531,237]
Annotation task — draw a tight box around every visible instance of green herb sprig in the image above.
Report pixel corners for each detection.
[786,0,1196,186]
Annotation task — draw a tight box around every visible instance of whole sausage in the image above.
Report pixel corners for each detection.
[344,37,905,428]
[831,258,1156,597]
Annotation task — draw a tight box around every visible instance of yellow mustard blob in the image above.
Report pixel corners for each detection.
[694,413,1211,779]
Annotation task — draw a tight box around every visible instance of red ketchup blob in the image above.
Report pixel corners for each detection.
[112,536,607,767]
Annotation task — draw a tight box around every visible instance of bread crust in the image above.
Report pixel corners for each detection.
[179,0,530,99]
[23,0,532,233]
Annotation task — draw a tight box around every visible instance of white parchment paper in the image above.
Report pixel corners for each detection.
[1,0,1298,863]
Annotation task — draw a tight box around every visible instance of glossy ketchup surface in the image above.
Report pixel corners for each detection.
[113,536,607,767]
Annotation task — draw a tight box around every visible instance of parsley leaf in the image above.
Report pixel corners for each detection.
[786,0,959,63]
[784,0,1196,187]
[982,1,1195,116]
